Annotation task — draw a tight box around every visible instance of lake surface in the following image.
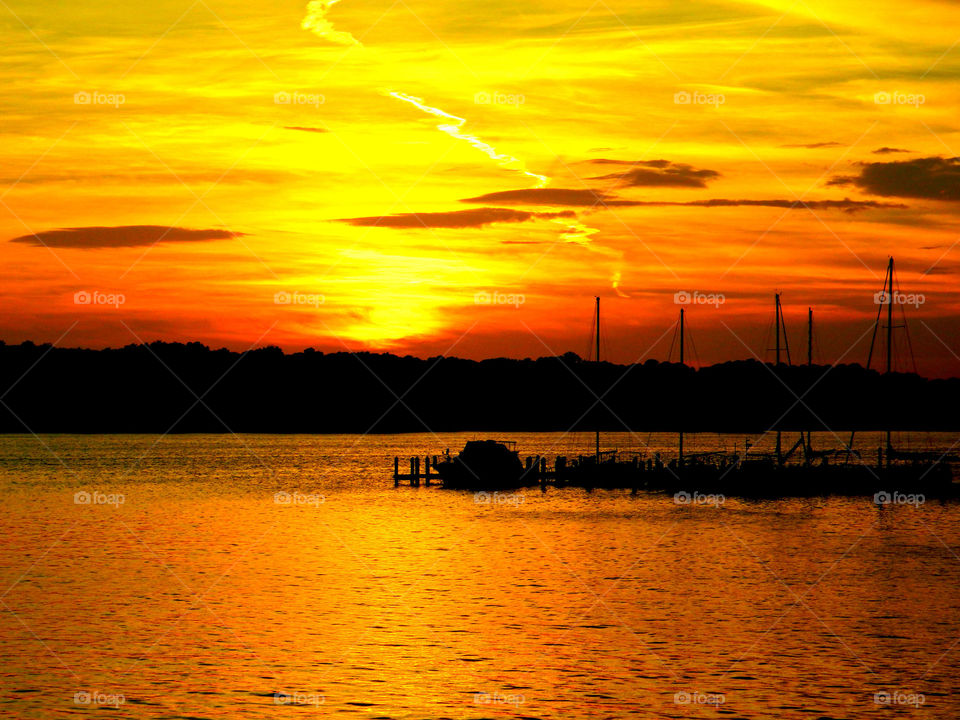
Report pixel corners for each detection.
[1,432,959,719]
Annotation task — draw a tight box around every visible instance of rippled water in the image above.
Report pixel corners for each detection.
[1,432,959,719]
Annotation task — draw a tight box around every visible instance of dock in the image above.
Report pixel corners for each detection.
[393,455,437,486]
[393,452,650,487]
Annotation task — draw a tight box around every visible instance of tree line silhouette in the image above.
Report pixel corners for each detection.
[0,340,956,433]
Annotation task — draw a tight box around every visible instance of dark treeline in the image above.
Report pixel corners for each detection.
[0,340,956,433]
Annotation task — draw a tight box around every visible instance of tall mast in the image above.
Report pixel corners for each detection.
[679,308,684,467]
[595,296,600,462]
[595,296,601,364]
[886,258,893,375]
[806,307,813,457]
[679,307,685,365]
[775,293,781,365]
[775,294,782,465]
[885,257,894,461]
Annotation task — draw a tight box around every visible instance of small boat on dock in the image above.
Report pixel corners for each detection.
[432,440,538,490]
[393,441,544,489]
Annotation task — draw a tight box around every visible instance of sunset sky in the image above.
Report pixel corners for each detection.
[4,0,960,374]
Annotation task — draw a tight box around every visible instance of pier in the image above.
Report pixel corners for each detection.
[394,451,652,488]
[393,455,438,485]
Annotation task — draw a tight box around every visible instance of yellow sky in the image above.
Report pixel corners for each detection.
[4,0,960,373]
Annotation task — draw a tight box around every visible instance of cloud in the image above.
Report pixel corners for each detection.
[588,159,720,188]
[0,170,297,186]
[780,142,844,149]
[10,226,243,249]
[828,156,960,200]
[337,207,576,228]
[590,159,671,166]
[644,198,906,212]
[301,0,361,46]
[461,188,903,212]
[284,126,329,133]
[461,188,634,206]
[872,147,911,154]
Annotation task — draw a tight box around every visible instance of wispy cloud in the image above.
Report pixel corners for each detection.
[588,159,720,188]
[10,226,243,249]
[284,126,329,134]
[780,141,843,149]
[461,188,628,206]
[461,189,902,211]
[338,207,574,228]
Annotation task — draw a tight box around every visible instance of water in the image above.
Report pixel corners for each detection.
[1,432,959,718]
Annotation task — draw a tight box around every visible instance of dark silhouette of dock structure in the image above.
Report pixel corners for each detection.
[393,258,958,498]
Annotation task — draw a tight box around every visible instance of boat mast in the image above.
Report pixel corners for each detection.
[885,257,894,464]
[679,308,684,467]
[806,307,813,458]
[595,295,600,463]
[775,293,782,465]
[855,257,896,468]
[775,293,781,366]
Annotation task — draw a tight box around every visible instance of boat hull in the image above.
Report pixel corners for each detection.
[434,440,536,490]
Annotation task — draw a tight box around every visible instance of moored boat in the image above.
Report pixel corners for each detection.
[433,439,537,490]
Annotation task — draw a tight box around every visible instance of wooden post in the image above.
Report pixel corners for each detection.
[424,456,430,486]
[394,456,400,486]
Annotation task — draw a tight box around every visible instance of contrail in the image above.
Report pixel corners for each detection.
[302,0,361,46]
[386,90,549,188]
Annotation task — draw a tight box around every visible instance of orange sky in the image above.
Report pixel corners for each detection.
[4,0,960,374]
